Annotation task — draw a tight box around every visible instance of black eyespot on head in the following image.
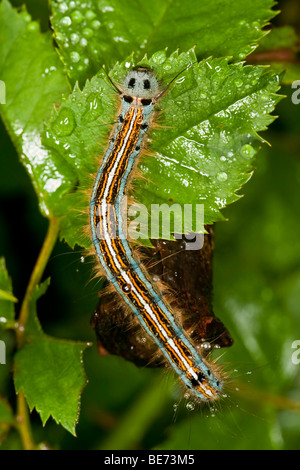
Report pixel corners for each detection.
[143,79,150,90]
[119,115,124,123]
[123,95,133,103]
[128,78,136,88]
[141,98,152,106]
[141,123,148,130]
[135,145,140,151]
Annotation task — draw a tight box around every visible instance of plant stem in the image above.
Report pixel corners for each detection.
[15,216,60,450]
[232,381,300,413]
[16,390,35,450]
[16,217,60,348]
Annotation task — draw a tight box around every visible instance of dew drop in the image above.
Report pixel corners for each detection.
[234,78,243,87]
[82,27,94,38]
[217,171,228,182]
[241,143,255,159]
[85,10,97,20]
[92,20,101,29]
[27,21,39,32]
[60,16,72,26]
[261,92,269,101]
[52,107,76,136]
[220,155,227,162]
[20,12,31,23]
[186,401,195,411]
[70,51,80,63]
[200,341,212,351]
[58,2,69,13]
[70,33,80,45]
[71,10,84,23]
[80,37,88,47]
[122,283,132,293]
[251,21,260,31]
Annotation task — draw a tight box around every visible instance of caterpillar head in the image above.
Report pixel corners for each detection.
[122,68,159,99]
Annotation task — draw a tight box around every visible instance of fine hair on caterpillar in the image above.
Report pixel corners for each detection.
[89,62,227,402]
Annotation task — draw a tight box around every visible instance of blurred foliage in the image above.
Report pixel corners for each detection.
[0,0,300,450]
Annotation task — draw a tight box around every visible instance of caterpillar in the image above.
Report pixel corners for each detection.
[89,66,224,401]
[91,227,233,368]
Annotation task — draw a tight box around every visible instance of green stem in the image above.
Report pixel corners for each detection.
[15,217,60,450]
[232,381,300,413]
[16,217,60,348]
[16,390,35,450]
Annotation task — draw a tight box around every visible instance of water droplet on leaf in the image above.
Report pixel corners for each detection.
[217,172,228,182]
[52,108,76,136]
[70,51,80,63]
[60,16,72,26]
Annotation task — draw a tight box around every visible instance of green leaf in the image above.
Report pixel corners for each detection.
[0,258,16,328]
[270,63,300,86]
[258,26,298,51]
[0,0,74,218]
[0,0,281,245]
[249,26,300,85]
[0,290,17,303]
[51,0,278,86]
[14,280,89,435]
[42,49,281,248]
[14,338,87,436]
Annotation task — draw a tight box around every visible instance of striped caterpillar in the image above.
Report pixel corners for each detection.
[89,66,227,401]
